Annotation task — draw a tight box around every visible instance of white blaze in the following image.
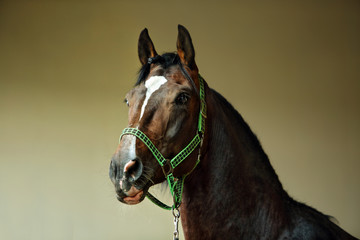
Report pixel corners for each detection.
[120,76,167,175]
[139,76,168,121]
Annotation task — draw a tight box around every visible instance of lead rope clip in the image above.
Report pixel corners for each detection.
[172,207,180,240]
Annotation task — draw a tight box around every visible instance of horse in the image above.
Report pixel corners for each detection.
[109,25,358,240]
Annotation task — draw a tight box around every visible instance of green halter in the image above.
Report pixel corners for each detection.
[119,75,206,210]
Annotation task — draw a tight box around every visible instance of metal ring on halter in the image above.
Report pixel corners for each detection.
[172,206,180,218]
[161,159,173,177]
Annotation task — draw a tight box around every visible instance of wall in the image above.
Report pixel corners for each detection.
[0,0,359,239]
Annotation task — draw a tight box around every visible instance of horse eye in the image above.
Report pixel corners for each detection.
[124,98,129,107]
[175,93,189,105]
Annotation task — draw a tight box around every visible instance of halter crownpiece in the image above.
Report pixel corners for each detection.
[119,74,206,210]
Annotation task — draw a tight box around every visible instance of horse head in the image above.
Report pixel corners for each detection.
[109,25,204,205]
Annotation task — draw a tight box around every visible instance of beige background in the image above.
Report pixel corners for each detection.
[0,0,359,239]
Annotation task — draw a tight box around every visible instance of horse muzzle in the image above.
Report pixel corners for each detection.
[109,157,149,205]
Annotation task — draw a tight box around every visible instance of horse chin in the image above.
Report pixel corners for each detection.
[122,190,144,205]
[117,184,150,205]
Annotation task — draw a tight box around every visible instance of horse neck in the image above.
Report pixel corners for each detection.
[180,89,290,239]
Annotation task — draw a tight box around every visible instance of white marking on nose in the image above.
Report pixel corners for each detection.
[139,76,168,121]
[121,134,137,162]
[119,134,137,187]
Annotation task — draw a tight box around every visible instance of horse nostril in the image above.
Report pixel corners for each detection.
[124,158,143,182]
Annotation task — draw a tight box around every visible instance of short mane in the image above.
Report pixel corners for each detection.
[210,88,286,191]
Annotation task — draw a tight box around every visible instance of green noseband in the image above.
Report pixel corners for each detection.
[119,75,206,210]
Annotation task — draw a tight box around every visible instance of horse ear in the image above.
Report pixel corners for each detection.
[177,25,197,70]
[138,28,158,65]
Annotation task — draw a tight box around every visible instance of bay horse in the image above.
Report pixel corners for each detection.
[109,25,358,240]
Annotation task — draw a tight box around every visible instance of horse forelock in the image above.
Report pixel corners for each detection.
[135,52,199,95]
[136,52,180,86]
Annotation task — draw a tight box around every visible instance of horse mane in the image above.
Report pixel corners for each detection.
[213,89,350,232]
[210,88,286,188]
[211,89,266,152]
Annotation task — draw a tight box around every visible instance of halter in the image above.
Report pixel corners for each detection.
[119,74,206,211]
